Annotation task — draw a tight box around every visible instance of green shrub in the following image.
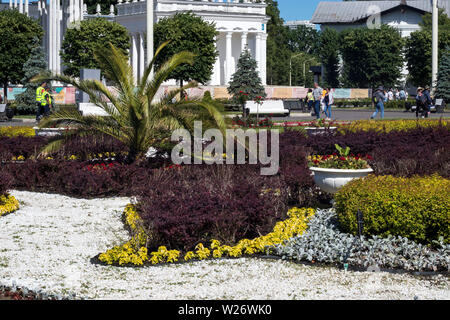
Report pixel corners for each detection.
[335,174,450,245]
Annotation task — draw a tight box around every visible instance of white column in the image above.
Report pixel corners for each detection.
[139,32,145,82]
[432,0,438,89]
[19,0,23,13]
[49,0,54,72]
[14,0,17,9]
[261,33,267,85]
[56,0,61,75]
[241,31,248,52]
[25,0,29,15]
[211,35,220,85]
[225,31,233,84]
[80,0,85,20]
[9,0,12,9]
[255,32,262,79]
[69,0,74,23]
[132,34,138,83]
[74,0,80,22]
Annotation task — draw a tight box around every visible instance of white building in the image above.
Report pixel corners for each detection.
[284,20,316,30]
[310,0,450,38]
[1,0,269,86]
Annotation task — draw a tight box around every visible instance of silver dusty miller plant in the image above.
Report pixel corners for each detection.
[273,209,450,272]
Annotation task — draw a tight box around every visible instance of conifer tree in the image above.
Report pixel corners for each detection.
[436,47,450,102]
[15,37,50,115]
[227,48,266,102]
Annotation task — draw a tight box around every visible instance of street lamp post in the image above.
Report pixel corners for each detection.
[289,53,303,87]
[303,58,315,87]
[147,0,154,76]
[431,0,438,93]
[290,53,314,87]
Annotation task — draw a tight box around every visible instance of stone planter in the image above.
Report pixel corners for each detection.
[304,127,337,136]
[309,167,373,194]
[33,127,67,137]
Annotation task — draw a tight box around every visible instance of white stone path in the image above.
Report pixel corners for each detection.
[0,190,448,300]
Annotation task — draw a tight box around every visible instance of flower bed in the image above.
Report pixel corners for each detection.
[0,194,19,217]
[273,208,450,272]
[0,126,35,138]
[98,204,315,267]
[335,174,450,245]
[338,118,450,134]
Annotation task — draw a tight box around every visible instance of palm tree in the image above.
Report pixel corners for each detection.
[33,42,226,162]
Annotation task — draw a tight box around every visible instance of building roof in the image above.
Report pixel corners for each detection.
[310,0,450,24]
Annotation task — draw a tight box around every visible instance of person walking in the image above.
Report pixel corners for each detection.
[312,82,323,120]
[306,89,314,113]
[371,86,385,119]
[423,85,432,118]
[415,87,428,118]
[324,88,333,120]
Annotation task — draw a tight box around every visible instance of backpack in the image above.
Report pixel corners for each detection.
[372,92,380,104]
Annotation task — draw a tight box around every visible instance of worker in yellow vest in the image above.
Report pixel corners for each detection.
[35,82,53,121]
[35,82,47,121]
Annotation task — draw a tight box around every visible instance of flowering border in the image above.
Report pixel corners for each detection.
[97,205,315,267]
[0,194,20,217]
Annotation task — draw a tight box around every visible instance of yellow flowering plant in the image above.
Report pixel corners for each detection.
[0,194,20,217]
[98,205,315,267]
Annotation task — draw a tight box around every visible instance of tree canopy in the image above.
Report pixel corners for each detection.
[0,9,43,101]
[340,25,404,89]
[153,12,218,87]
[61,18,130,77]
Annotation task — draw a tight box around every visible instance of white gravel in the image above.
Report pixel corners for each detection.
[0,190,448,300]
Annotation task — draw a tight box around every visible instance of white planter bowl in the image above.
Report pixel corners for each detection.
[309,167,373,194]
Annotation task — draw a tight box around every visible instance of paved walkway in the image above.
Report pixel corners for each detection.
[276,109,449,122]
[1,110,448,128]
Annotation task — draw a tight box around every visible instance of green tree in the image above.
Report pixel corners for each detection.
[420,8,450,34]
[61,18,130,77]
[228,49,266,101]
[34,42,226,163]
[340,25,404,88]
[266,0,291,85]
[15,37,51,115]
[286,25,320,56]
[318,27,341,88]
[405,10,450,87]
[0,9,43,101]
[154,12,218,89]
[436,47,450,102]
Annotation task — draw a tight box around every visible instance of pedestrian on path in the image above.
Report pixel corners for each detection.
[324,88,333,120]
[312,83,323,120]
[371,86,385,119]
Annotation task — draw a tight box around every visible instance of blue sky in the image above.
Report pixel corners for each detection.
[278,0,342,22]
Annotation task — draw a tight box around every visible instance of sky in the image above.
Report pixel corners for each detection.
[278,0,343,22]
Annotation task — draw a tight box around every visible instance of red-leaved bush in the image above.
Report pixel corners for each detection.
[136,164,288,251]
[0,169,13,196]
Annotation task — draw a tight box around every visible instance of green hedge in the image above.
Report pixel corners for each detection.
[335,174,450,245]
[334,98,416,109]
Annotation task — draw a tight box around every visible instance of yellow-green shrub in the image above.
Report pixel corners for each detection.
[339,119,450,134]
[0,194,20,217]
[335,174,450,244]
[99,205,315,266]
[0,126,35,137]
